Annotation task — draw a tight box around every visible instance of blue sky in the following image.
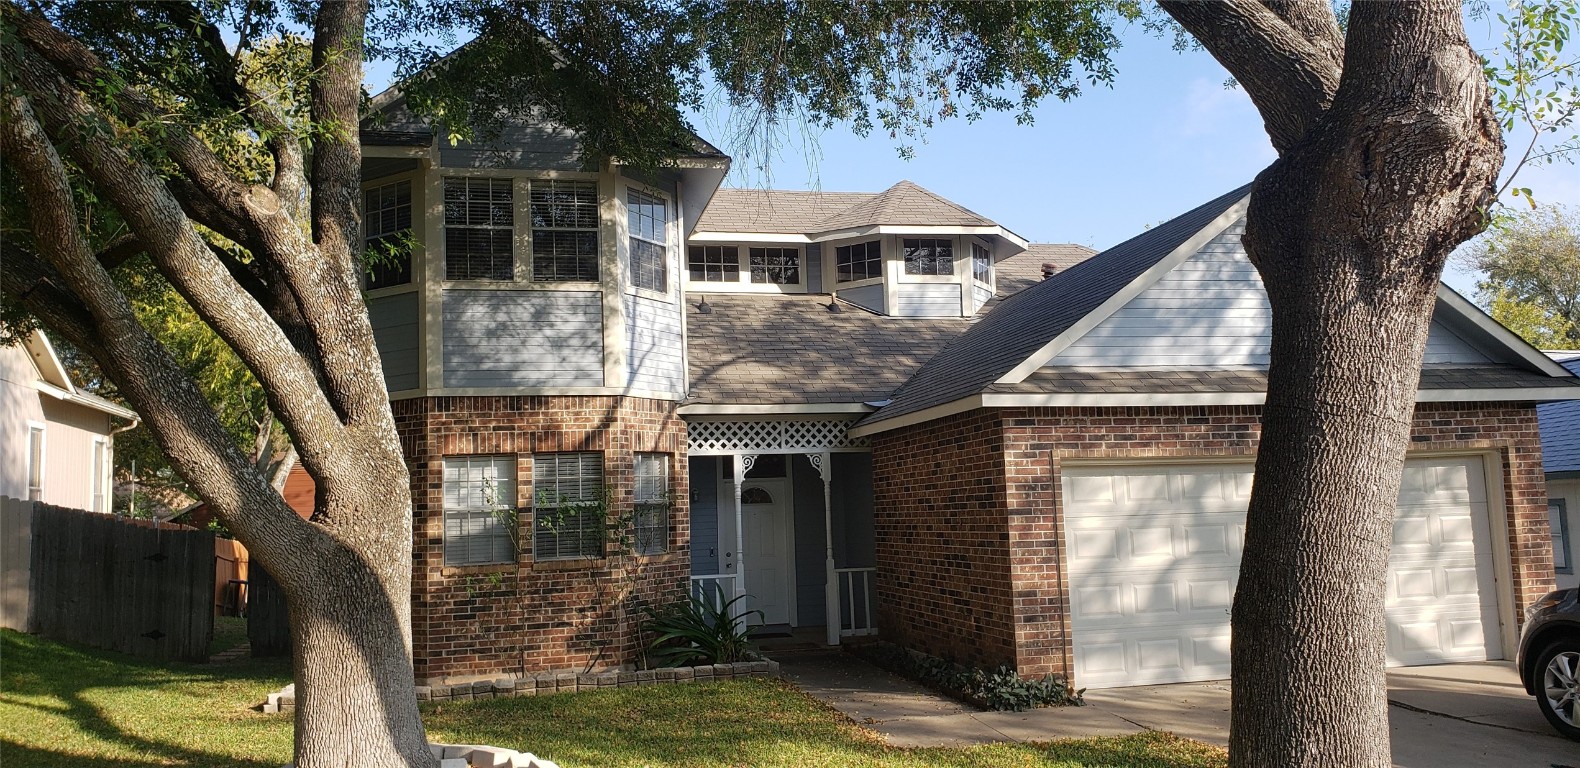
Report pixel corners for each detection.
[367,14,1577,297]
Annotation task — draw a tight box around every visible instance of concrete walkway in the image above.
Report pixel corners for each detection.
[778,652,1580,768]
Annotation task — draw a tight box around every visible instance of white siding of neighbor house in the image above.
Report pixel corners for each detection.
[367,293,421,391]
[1047,222,1493,368]
[625,293,685,394]
[0,345,45,501]
[839,283,886,314]
[971,283,993,313]
[0,344,114,511]
[895,283,964,318]
[442,290,605,387]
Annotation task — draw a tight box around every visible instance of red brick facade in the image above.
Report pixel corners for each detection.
[392,395,690,683]
[872,402,1554,682]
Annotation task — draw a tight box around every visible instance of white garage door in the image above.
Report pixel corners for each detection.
[1064,457,1503,689]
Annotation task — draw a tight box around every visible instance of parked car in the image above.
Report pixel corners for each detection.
[1519,587,1580,741]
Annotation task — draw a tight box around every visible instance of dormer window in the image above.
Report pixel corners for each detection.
[903,238,954,276]
[972,242,992,284]
[628,190,668,292]
[835,240,881,283]
[749,247,800,285]
[688,245,739,282]
[444,178,515,281]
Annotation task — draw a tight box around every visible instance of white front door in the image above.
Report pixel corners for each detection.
[741,479,793,625]
[1063,457,1504,689]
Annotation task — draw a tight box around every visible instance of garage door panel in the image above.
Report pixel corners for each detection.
[1064,458,1502,689]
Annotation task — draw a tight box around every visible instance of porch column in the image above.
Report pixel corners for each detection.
[732,454,756,617]
[807,451,838,646]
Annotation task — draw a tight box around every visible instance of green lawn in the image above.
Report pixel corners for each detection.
[209,615,249,656]
[0,630,1226,768]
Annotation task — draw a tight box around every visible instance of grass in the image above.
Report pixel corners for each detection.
[1,630,1226,768]
[208,616,249,656]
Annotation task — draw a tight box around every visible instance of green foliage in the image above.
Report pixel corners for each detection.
[1464,204,1580,347]
[642,594,763,667]
[855,641,1084,712]
[1481,0,1580,206]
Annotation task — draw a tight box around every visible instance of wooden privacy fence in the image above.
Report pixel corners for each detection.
[0,497,215,662]
[214,538,249,616]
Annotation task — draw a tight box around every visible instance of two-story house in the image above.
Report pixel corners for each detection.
[360,92,1580,691]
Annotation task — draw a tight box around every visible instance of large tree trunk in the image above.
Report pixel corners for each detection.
[1162,2,1504,765]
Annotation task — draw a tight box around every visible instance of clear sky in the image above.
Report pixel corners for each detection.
[366,13,1577,297]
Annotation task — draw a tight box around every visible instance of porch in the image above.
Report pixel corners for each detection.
[685,443,879,646]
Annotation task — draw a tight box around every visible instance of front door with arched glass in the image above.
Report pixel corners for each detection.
[740,479,793,625]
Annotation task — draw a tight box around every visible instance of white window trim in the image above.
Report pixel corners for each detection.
[970,238,994,287]
[91,436,109,513]
[427,168,602,291]
[441,455,519,567]
[441,176,517,283]
[526,176,603,284]
[25,421,46,502]
[621,182,676,303]
[682,242,809,294]
[531,451,607,561]
[633,453,671,556]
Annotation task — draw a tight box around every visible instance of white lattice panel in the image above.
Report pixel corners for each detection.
[687,419,869,453]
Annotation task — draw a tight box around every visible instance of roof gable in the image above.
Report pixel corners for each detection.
[816,180,995,230]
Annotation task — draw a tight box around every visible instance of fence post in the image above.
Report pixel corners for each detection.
[0,497,36,631]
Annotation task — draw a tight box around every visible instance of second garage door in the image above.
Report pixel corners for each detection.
[1063,457,1504,689]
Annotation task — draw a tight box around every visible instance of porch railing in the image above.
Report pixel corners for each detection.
[690,574,738,615]
[836,567,877,637]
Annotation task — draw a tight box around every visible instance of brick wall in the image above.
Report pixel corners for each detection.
[874,402,1553,680]
[392,396,689,683]
[870,409,1017,669]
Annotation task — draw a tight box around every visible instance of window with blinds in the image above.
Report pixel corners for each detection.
[628,190,668,292]
[364,180,413,289]
[530,179,600,281]
[533,452,605,560]
[444,178,515,281]
[633,453,670,555]
[442,456,517,566]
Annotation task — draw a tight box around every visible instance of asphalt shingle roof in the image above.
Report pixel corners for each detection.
[694,180,1009,237]
[861,183,1253,427]
[685,294,971,405]
[993,245,1098,298]
[1539,355,1580,475]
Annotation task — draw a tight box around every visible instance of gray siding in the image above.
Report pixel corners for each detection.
[806,244,823,294]
[372,98,585,171]
[791,455,827,626]
[895,283,963,318]
[441,290,604,387]
[1049,223,1491,368]
[625,293,685,394]
[971,283,993,314]
[839,283,885,314]
[367,293,420,391]
[833,453,875,569]
[689,457,720,574]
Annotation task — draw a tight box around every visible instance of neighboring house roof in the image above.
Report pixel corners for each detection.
[683,293,971,407]
[22,331,139,421]
[816,180,995,230]
[993,244,1098,298]
[1540,353,1580,477]
[857,184,1253,428]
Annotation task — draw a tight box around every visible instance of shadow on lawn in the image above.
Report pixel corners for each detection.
[0,631,288,768]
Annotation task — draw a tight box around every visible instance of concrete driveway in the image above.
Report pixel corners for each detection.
[781,654,1579,767]
[1080,663,1577,768]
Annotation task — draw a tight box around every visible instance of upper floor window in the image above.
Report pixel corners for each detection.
[903,238,954,276]
[364,180,413,289]
[972,242,992,284]
[533,452,605,560]
[444,178,514,281]
[749,247,800,285]
[530,180,600,282]
[628,190,668,292]
[442,455,517,567]
[633,453,670,555]
[688,245,740,283]
[835,240,881,283]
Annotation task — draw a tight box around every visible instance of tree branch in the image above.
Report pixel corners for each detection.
[0,90,316,565]
[1159,0,1343,153]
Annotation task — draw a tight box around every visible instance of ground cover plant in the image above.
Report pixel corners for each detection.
[0,630,1224,768]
